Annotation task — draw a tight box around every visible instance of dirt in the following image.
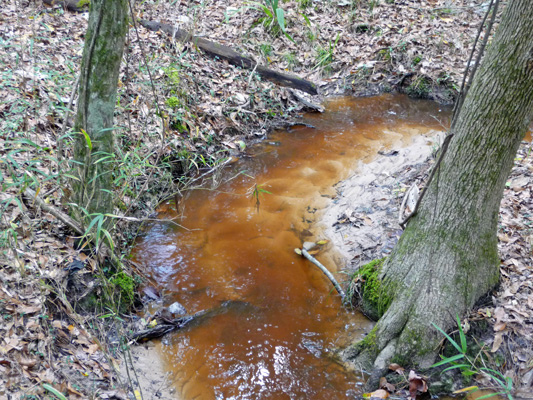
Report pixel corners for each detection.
[321,131,444,270]
[120,342,178,400]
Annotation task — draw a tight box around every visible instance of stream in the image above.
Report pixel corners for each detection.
[132,94,451,399]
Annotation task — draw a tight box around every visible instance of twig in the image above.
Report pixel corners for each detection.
[399,0,500,229]
[247,61,259,89]
[453,0,494,117]
[160,157,235,205]
[462,0,500,103]
[298,247,346,301]
[399,134,454,228]
[57,74,80,166]
[24,188,84,235]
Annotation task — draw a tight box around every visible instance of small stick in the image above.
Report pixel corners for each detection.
[24,188,84,235]
[297,244,346,302]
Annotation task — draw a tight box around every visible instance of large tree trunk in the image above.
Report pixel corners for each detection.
[71,0,128,219]
[345,0,533,383]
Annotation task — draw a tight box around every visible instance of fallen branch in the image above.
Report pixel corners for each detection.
[139,20,318,96]
[296,243,346,302]
[24,188,84,235]
[129,300,259,342]
[289,89,324,112]
[42,0,88,12]
[22,188,155,283]
[130,315,195,343]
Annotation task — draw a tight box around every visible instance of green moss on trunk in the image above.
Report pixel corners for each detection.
[71,0,128,222]
[352,258,395,320]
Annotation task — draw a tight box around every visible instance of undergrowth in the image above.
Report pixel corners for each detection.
[432,316,514,400]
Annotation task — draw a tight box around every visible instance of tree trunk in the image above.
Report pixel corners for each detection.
[71,0,128,220]
[345,0,533,383]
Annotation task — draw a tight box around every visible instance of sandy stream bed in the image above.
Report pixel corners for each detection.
[125,130,445,400]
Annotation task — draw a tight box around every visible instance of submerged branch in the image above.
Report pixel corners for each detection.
[297,245,346,302]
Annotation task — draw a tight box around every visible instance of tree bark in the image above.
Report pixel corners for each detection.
[345,0,533,383]
[71,0,128,220]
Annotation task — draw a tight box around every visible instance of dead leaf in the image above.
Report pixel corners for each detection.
[491,331,505,352]
[364,389,389,399]
[379,376,395,392]
[408,370,428,399]
[16,305,41,315]
[389,363,405,374]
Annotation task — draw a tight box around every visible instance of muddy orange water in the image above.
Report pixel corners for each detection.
[132,94,451,399]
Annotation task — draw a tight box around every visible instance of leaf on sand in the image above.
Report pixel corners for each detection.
[363,389,389,399]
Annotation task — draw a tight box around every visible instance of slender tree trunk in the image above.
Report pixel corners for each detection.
[72,0,128,220]
[346,0,533,383]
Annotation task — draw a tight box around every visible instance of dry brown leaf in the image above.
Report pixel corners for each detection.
[388,363,405,374]
[379,376,395,392]
[408,370,428,400]
[364,389,389,399]
[491,332,505,353]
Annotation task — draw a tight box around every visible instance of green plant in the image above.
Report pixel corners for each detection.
[378,47,393,62]
[76,212,115,253]
[260,0,294,42]
[228,0,295,42]
[42,383,67,400]
[248,183,272,212]
[282,52,298,69]
[110,271,136,310]
[405,75,432,98]
[432,316,514,400]
[298,0,312,8]
[259,43,273,58]
[314,33,340,73]
[368,0,380,14]
[166,96,181,108]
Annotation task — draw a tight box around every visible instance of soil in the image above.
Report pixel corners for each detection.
[321,131,444,269]
[120,342,178,400]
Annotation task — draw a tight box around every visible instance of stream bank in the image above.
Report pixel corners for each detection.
[127,95,452,399]
[2,1,528,399]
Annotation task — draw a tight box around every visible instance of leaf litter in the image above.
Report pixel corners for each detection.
[0,0,529,399]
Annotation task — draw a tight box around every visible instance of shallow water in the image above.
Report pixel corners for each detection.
[132,94,451,399]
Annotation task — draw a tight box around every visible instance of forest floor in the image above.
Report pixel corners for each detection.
[0,0,531,399]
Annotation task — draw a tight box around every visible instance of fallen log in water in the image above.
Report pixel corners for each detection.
[139,20,318,96]
[129,300,259,343]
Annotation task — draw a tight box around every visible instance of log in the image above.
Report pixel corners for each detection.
[129,300,260,342]
[42,0,88,12]
[139,20,318,96]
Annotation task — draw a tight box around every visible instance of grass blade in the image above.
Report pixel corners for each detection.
[432,322,463,354]
[432,353,464,367]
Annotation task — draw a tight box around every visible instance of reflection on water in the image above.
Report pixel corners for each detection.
[132,94,451,399]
